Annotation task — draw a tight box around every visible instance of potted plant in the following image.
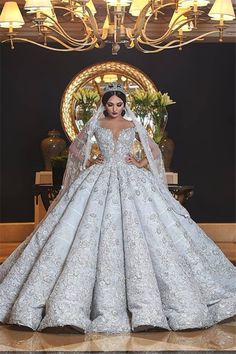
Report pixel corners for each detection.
[74,88,100,126]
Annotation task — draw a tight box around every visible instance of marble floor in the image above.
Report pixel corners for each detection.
[0,317,235,352]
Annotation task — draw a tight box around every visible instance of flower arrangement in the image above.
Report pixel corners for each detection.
[129,91,155,123]
[74,88,100,123]
[151,91,176,111]
[129,89,176,143]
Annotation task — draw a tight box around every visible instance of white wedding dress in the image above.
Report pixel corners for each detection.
[0,119,236,334]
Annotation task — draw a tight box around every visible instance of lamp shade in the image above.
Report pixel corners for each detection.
[0,1,25,28]
[181,20,194,31]
[74,0,96,17]
[129,0,151,17]
[179,0,209,7]
[102,15,109,30]
[24,0,52,11]
[208,0,235,21]
[105,0,132,7]
[169,8,191,31]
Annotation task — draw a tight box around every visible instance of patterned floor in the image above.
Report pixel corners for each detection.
[0,316,235,352]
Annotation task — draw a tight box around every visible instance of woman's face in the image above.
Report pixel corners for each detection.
[105,95,124,118]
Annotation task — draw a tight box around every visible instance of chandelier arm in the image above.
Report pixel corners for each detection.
[41,23,95,46]
[52,4,87,27]
[54,5,103,43]
[140,18,194,45]
[143,2,185,33]
[46,34,97,49]
[135,30,220,53]
[101,28,109,41]
[142,9,162,36]
[140,7,193,44]
[140,26,174,44]
[132,2,177,39]
[134,38,181,53]
[84,5,103,41]
[41,9,94,44]
[1,36,97,51]
[154,30,220,49]
[131,1,156,38]
[46,34,87,48]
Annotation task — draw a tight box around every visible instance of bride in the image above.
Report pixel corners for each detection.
[0,82,236,334]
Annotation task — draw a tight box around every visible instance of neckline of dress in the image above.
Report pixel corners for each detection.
[97,119,135,142]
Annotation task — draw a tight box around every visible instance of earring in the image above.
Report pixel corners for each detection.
[103,110,108,117]
[121,109,126,116]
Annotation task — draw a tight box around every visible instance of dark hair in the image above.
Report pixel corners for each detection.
[102,91,126,117]
[102,90,126,106]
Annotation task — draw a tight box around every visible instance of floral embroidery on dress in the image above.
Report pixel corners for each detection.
[0,121,236,333]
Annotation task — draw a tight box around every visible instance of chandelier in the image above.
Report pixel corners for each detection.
[0,0,235,54]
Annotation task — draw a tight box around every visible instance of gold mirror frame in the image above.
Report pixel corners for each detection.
[60,61,157,141]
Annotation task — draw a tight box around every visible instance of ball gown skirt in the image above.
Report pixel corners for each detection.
[0,124,236,334]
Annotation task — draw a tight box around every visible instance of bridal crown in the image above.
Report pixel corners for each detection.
[103,82,126,96]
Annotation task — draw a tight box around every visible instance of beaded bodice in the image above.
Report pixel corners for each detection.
[94,120,136,164]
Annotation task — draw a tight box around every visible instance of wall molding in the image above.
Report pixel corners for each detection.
[0,222,34,262]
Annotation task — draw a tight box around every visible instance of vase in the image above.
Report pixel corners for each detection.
[159,131,175,172]
[51,156,68,186]
[152,107,168,144]
[75,105,93,124]
[40,130,67,171]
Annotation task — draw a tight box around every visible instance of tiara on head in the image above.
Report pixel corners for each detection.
[103,82,126,95]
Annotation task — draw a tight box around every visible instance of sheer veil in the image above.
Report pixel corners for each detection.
[48,101,190,218]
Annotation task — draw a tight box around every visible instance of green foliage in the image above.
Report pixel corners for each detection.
[74,88,100,123]
[129,89,176,142]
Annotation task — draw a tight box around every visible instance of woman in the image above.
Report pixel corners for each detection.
[0,83,236,334]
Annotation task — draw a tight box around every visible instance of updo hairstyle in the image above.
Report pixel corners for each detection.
[102,91,126,117]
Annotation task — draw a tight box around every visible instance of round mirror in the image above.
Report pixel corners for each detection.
[60,61,157,141]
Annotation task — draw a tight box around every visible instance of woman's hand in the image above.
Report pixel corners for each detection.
[94,153,105,165]
[125,154,147,168]
[86,154,105,167]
